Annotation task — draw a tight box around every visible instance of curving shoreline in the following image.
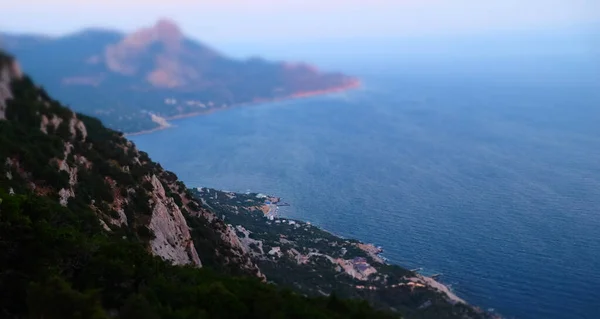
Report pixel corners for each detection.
[207,188,468,306]
[193,187,489,315]
[126,80,362,136]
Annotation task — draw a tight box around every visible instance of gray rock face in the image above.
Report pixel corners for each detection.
[148,174,202,267]
[0,60,21,120]
[69,117,88,140]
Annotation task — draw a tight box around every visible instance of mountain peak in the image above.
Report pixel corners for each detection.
[125,18,184,48]
[104,19,186,76]
[153,18,182,38]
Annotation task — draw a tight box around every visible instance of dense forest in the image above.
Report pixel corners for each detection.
[0,188,395,319]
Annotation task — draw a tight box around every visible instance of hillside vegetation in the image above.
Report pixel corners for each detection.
[0,189,395,319]
[0,51,394,319]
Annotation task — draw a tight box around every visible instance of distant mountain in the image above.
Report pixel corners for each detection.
[0,20,359,133]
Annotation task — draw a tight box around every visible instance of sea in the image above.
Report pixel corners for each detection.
[131,54,600,319]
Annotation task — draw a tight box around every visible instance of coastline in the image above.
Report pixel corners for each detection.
[306,220,468,305]
[125,80,361,137]
[257,195,468,306]
[194,187,474,310]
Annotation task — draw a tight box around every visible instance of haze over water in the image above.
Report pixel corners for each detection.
[132,53,600,319]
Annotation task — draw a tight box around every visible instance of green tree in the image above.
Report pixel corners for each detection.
[119,294,160,319]
[27,277,108,319]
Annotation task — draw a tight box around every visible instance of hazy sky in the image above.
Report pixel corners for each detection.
[2,0,599,44]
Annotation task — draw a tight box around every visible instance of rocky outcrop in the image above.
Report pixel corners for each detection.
[189,205,264,279]
[40,114,64,134]
[148,174,202,267]
[69,117,88,140]
[221,223,265,279]
[103,178,128,227]
[105,19,185,75]
[104,19,210,89]
[235,225,265,257]
[58,188,74,207]
[0,58,22,120]
[54,114,87,206]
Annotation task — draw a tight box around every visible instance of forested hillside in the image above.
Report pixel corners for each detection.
[0,51,393,318]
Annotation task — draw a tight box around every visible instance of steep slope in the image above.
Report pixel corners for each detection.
[0,50,259,275]
[1,20,360,133]
[0,50,401,318]
[0,53,21,119]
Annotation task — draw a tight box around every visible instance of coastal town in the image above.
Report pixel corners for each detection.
[191,187,491,318]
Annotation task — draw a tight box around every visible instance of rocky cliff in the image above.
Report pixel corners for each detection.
[0,54,22,119]
[0,51,259,275]
[147,174,201,266]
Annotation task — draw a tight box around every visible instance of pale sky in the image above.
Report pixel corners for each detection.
[1,0,599,44]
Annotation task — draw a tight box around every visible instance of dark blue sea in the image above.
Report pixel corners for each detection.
[131,57,600,319]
